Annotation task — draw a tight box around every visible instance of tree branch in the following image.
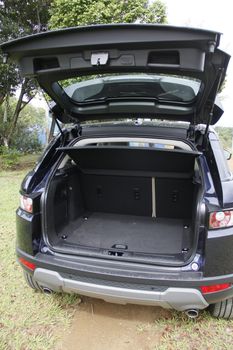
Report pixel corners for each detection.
[5,78,28,145]
[19,94,35,112]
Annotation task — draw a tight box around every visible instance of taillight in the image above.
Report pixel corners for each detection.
[209,210,233,229]
[19,257,36,271]
[201,283,231,294]
[20,195,33,213]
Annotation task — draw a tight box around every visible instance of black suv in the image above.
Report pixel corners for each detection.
[2,24,233,319]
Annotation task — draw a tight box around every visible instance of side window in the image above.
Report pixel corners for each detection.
[214,127,233,172]
[210,137,232,181]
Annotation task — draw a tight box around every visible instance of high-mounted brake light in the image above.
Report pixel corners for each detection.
[201,283,231,294]
[209,210,233,229]
[19,257,36,271]
[20,195,33,213]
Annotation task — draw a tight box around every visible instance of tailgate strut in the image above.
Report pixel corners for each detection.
[48,113,64,142]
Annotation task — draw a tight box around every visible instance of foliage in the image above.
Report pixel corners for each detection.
[215,126,233,150]
[0,1,49,38]
[0,0,50,97]
[0,0,51,145]
[0,146,20,169]
[0,97,46,151]
[49,0,167,28]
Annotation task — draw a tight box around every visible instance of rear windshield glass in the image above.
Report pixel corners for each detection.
[59,74,201,103]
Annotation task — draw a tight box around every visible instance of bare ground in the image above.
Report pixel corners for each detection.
[57,297,172,350]
[56,296,233,350]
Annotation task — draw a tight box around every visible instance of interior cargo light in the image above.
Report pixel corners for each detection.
[200,283,231,294]
[209,210,233,229]
[19,257,36,271]
[20,195,33,213]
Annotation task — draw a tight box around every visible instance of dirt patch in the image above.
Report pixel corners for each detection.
[57,297,171,350]
[57,296,233,350]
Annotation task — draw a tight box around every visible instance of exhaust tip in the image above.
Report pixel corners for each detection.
[42,287,53,295]
[185,309,199,319]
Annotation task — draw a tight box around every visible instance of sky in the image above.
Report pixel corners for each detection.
[163,0,233,126]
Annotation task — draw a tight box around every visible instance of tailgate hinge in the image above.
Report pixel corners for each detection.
[187,124,196,142]
[70,123,82,139]
[187,106,197,142]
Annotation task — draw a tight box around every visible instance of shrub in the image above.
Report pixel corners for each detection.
[0,146,21,169]
[11,128,44,153]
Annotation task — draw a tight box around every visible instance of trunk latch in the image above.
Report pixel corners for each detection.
[108,244,128,256]
[91,52,109,66]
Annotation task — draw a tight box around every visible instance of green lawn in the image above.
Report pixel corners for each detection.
[140,311,233,349]
[0,168,80,350]
[0,153,41,171]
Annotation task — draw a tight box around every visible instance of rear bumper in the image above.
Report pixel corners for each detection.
[34,267,208,311]
[17,248,233,310]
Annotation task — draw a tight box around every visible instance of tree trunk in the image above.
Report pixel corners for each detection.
[5,78,34,147]
[3,137,9,148]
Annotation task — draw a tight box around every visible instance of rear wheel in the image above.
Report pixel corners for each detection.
[209,298,233,319]
[23,271,42,291]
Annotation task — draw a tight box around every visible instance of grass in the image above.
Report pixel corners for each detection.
[0,168,80,350]
[15,153,41,169]
[0,153,41,171]
[135,311,233,350]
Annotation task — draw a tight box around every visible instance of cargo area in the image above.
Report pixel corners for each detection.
[44,145,202,265]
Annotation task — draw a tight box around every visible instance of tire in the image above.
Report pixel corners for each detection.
[209,298,233,319]
[23,271,42,291]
